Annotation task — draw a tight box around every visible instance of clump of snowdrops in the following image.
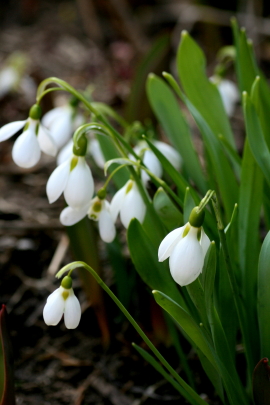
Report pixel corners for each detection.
[1,19,270,405]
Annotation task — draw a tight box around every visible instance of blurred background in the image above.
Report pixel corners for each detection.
[0,1,270,404]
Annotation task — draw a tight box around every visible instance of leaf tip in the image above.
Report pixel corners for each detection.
[181,30,188,38]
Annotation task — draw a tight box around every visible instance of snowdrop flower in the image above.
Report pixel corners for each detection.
[42,101,84,149]
[110,179,146,228]
[131,140,181,184]
[211,76,239,117]
[158,207,210,286]
[43,276,81,329]
[60,195,116,243]
[46,152,94,209]
[0,104,57,168]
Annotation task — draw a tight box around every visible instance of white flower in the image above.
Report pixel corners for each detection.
[0,116,57,168]
[0,66,19,99]
[60,196,116,243]
[46,155,94,208]
[158,222,210,286]
[110,179,146,228]
[42,105,84,149]
[131,140,181,184]
[43,282,81,329]
[211,77,239,117]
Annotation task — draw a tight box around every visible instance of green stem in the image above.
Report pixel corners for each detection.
[56,261,207,405]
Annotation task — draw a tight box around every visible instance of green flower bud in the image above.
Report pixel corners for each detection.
[189,206,205,228]
[61,276,73,289]
[97,188,106,200]
[29,104,42,120]
[73,134,88,156]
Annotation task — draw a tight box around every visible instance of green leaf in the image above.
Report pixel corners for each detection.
[126,35,171,122]
[201,241,216,316]
[258,231,270,359]
[238,140,262,365]
[182,95,239,223]
[252,358,270,405]
[243,90,270,187]
[132,343,196,403]
[153,187,183,231]
[146,74,206,192]
[183,187,196,224]
[231,19,257,93]
[153,290,217,369]
[127,219,187,310]
[177,31,235,148]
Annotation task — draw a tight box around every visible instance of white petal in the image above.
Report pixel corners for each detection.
[64,157,94,209]
[46,159,70,203]
[120,182,146,228]
[158,225,186,262]
[60,204,89,226]
[110,184,126,222]
[154,140,182,170]
[169,227,204,286]
[98,208,116,243]
[12,124,41,168]
[64,290,81,329]
[141,150,162,183]
[200,228,211,258]
[89,139,105,169]
[49,111,73,149]
[42,107,66,128]
[217,79,239,117]
[0,120,26,142]
[0,67,18,98]
[57,139,73,166]
[37,124,57,156]
[43,288,65,326]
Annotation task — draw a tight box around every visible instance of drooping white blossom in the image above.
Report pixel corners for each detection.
[60,196,116,243]
[110,179,146,228]
[0,117,57,168]
[46,155,94,209]
[43,278,81,329]
[158,222,210,286]
[210,76,239,117]
[42,105,83,150]
[131,140,181,184]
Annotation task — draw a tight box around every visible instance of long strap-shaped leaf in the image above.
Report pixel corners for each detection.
[146,74,206,193]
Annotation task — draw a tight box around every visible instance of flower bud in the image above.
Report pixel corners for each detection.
[29,104,42,120]
[188,207,205,228]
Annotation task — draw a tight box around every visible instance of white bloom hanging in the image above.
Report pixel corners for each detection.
[110,179,146,228]
[210,76,239,117]
[0,104,57,168]
[43,276,81,329]
[158,207,210,286]
[60,195,116,243]
[42,102,84,149]
[46,153,94,209]
[131,140,181,184]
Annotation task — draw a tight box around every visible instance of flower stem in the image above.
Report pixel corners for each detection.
[56,261,207,405]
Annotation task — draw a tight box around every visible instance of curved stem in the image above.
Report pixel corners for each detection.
[56,261,207,405]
